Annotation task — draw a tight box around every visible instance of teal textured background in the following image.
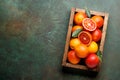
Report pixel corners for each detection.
[0,0,120,80]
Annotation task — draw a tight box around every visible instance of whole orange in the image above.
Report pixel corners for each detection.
[88,41,98,53]
[74,12,87,25]
[92,29,102,42]
[69,38,81,49]
[67,50,80,64]
[75,44,89,58]
[91,15,104,28]
[72,25,83,33]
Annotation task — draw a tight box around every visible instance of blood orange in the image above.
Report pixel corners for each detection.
[82,18,97,31]
[67,50,80,64]
[85,53,99,68]
[92,29,102,42]
[91,15,104,28]
[78,31,92,46]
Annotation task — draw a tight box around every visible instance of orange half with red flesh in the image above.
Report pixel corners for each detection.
[82,18,97,32]
[78,31,92,46]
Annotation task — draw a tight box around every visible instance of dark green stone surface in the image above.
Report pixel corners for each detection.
[0,0,120,80]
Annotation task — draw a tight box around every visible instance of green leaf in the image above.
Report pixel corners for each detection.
[85,7,91,18]
[72,29,82,38]
[97,50,103,62]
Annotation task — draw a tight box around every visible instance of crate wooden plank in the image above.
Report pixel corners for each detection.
[99,13,109,53]
[62,8,75,66]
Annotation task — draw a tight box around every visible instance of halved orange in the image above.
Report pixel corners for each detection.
[78,31,92,46]
[82,18,97,31]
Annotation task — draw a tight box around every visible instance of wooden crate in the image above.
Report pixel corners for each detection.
[62,8,109,72]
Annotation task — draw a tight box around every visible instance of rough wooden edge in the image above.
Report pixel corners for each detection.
[75,8,85,12]
[75,8,105,16]
[99,13,109,53]
[65,63,98,71]
[62,8,75,66]
[97,13,109,71]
